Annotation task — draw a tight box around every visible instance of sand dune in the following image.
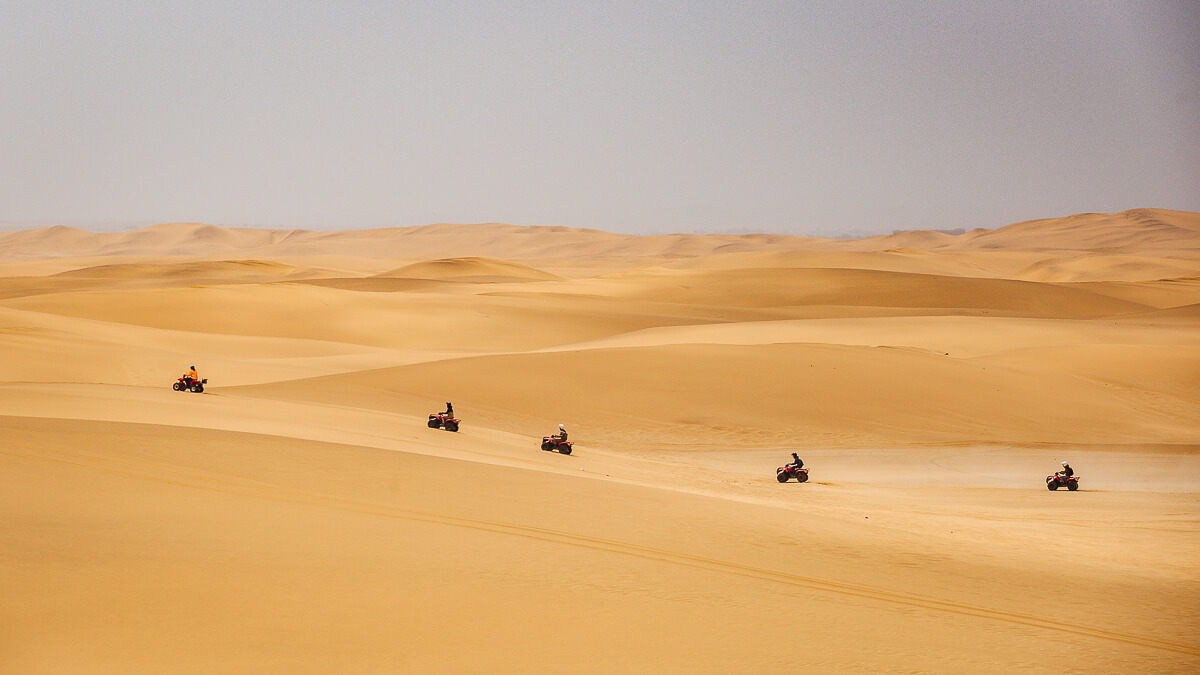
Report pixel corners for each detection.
[963,208,1200,254]
[660,247,1049,278]
[375,257,564,283]
[7,414,1193,673]
[1133,301,1200,320]
[1065,276,1200,309]
[232,340,1198,448]
[579,266,1153,317]
[2,209,1198,672]
[840,208,1200,256]
[1013,255,1200,282]
[51,259,303,280]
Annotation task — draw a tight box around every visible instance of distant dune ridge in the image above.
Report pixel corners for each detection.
[2,208,1197,262]
[2,207,1199,672]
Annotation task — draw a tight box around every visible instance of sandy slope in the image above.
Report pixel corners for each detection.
[2,210,1198,672]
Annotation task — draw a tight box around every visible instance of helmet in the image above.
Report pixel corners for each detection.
[559,424,565,430]
[1061,461,1068,467]
[446,402,452,406]
[792,452,799,459]
[189,365,195,369]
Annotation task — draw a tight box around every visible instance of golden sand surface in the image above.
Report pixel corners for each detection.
[2,208,1198,672]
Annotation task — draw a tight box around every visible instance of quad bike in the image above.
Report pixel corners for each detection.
[541,437,573,455]
[427,413,460,432]
[172,377,207,393]
[776,465,809,483]
[1046,473,1080,491]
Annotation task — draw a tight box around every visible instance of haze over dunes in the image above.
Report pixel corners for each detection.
[2,209,1198,672]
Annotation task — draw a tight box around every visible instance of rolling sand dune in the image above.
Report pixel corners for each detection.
[660,248,1051,279]
[955,208,1200,254]
[51,259,307,280]
[1135,301,1200,320]
[2,210,1198,672]
[232,340,1199,448]
[1066,276,1200,309]
[842,208,1200,256]
[1013,255,1200,282]
[574,266,1154,316]
[376,257,564,283]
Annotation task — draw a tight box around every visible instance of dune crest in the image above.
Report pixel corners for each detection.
[375,257,563,282]
[52,259,301,280]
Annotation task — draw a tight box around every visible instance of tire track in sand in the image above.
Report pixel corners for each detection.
[3,439,1197,658]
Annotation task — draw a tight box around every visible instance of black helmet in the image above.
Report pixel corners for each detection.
[446,402,452,406]
[792,452,800,459]
[190,365,195,369]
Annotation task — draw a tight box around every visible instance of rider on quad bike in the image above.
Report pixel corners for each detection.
[1058,461,1074,478]
[540,424,573,454]
[173,365,207,393]
[442,401,454,417]
[786,452,804,470]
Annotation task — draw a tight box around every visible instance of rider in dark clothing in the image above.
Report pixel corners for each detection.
[443,402,454,417]
[787,452,804,470]
[1058,462,1073,478]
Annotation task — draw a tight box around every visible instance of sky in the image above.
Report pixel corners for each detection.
[2,1,1197,236]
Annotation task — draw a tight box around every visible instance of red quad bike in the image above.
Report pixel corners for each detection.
[1046,473,1080,491]
[541,437,573,455]
[173,377,207,393]
[776,465,809,483]
[427,413,460,432]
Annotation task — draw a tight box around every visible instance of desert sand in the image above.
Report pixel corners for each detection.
[2,208,1198,672]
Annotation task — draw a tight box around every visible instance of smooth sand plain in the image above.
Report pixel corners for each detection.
[2,208,1198,672]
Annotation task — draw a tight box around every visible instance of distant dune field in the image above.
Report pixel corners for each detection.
[2,209,1198,673]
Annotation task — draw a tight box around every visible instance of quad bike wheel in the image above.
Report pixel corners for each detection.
[559,445,572,455]
[541,441,552,451]
[428,418,440,428]
[190,384,204,393]
[173,381,184,391]
[1047,481,1058,491]
[1067,481,1078,491]
[776,472,789,483]
[796,472,809,483]
[444,421,459,432]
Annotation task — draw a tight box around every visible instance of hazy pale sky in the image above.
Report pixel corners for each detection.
[2,1,1197,235]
